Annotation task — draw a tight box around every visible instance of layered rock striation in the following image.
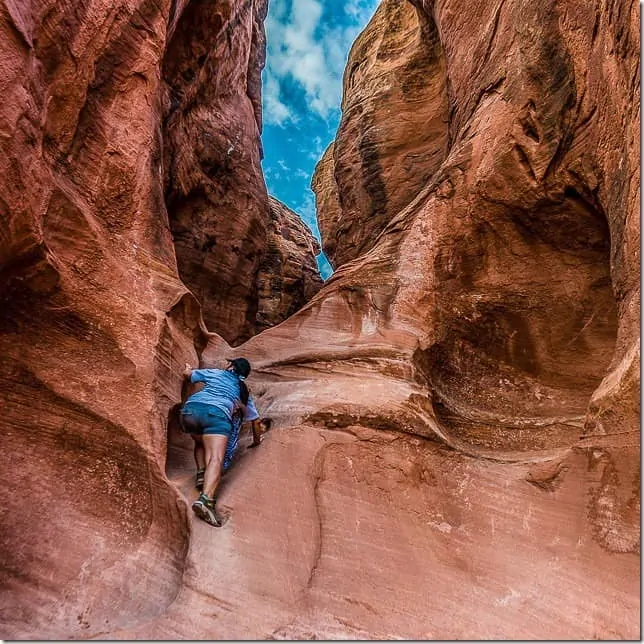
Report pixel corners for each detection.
[190,0,638,637]
[0,0,317,638]
[0,0,639,640]
[312,0,449,268]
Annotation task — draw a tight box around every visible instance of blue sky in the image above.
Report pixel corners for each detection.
[260,0,380,279]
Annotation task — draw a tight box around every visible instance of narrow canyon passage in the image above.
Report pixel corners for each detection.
[0,0,638,639]
[160,0,640,638]
[123,0,642,637]
[157,421,640,640]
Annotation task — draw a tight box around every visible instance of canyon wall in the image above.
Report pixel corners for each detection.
[0,0,317,638]
[306,0,639,465]
[0,1,196,636]
[188,0,637,637]
[312,0,449,268]
[162,0,270,346]
[0,0,639,640]
[162,6,320,344]
[256,197,323,332]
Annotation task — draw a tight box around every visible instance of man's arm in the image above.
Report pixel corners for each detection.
[243,396,272,448]
[250,419,263,447]
[248,418,272,448]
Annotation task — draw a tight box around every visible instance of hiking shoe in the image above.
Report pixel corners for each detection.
[195,469,205,491]
[192,494,222,527]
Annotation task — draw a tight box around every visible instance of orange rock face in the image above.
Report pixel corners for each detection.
[256,197,323,332]
[0,0,639,640]
[0,1,199,637]
[194,0,638,637]
[291,0,639,466]
[163,0,271,346]
[0,0,314,638]
[312,0,449,268]
[162,7,320,345]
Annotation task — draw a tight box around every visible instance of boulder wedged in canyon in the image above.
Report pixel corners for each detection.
[1,0,639,640]
[255,197,323,332]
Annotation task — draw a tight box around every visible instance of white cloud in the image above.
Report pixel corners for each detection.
[344,0,380,24]
[295,191,321,239]
[306,134,330,162]
[263,70,296,126]
[263,0,381,122]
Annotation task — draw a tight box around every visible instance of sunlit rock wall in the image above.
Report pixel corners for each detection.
[197,0,638,637]
[312,0,449,268]
[0,0,638,639]
[307,0,639,466]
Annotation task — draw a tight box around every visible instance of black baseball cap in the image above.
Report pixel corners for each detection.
[227,357,251,379]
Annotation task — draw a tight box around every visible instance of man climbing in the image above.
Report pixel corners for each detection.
[180,357,264,527]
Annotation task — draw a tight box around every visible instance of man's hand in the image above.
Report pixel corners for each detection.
[183,362,193,378]
[248,418,272,448]
[248,435,262,448]
[249,418,268,448]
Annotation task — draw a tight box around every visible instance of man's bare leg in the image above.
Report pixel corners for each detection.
[202,434,228,499]
[193,436,206,471]
[192,433,228,526]
[192,436,206,489]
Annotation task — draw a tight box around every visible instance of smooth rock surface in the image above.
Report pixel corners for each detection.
[0,0,639,639]
[152,423,639,640]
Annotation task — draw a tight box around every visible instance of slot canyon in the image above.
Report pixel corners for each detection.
[0,0,639,639]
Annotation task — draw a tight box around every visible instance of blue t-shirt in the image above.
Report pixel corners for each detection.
[187,368,260,422]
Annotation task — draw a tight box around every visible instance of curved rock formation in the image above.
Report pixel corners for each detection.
[163,0,271,346]
[312,0,449,268]
[0,0,315,638]
[183,0,637,637]
[0,0,203,635]
[256,197,323,332]
[0,0,639,640]
[274,0,639,461]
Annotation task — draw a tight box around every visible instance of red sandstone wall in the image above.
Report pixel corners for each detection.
[0,0,638,639]
[0,0,318,637]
